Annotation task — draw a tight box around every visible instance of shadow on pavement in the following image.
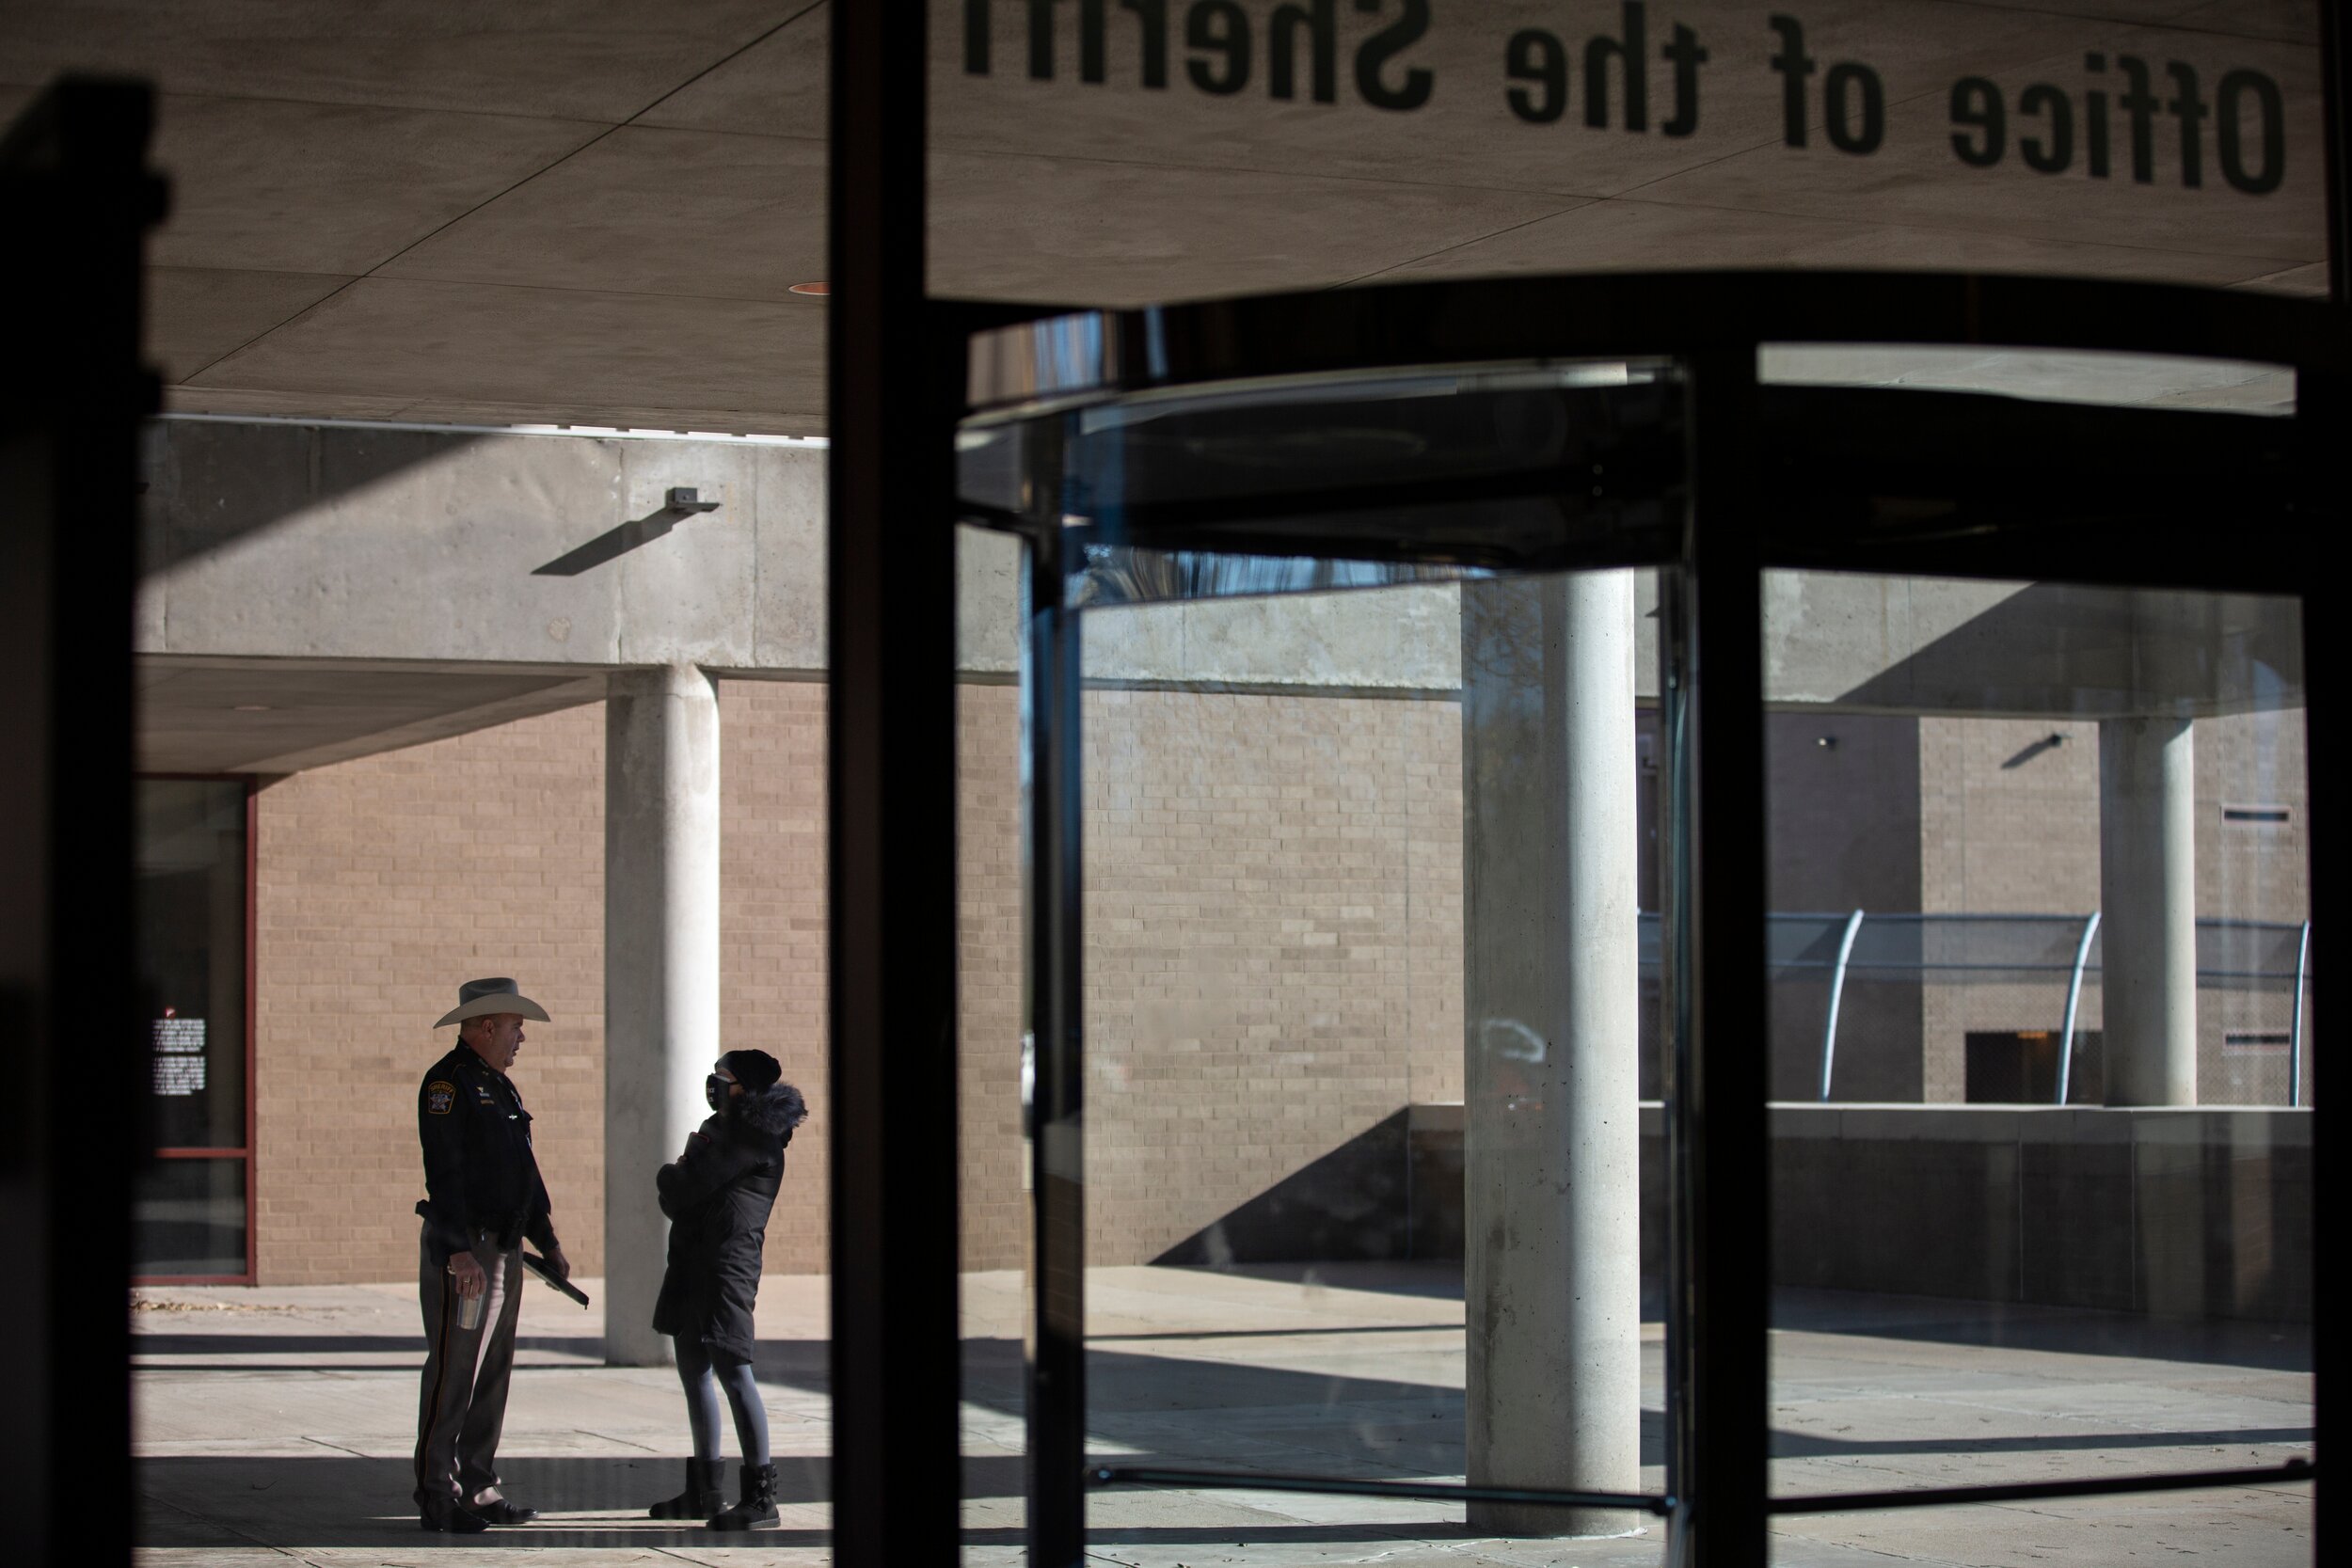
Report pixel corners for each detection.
[1772,1288,2312,1371]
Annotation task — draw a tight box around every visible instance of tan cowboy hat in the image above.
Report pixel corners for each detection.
[435,976,552,1028]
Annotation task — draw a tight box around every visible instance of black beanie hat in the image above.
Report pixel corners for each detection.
[719,1049,783,1093]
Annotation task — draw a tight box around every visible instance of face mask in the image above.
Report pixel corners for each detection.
[706,1074,731,1113]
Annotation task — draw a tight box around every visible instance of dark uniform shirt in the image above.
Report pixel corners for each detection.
[416,1042,556,1262]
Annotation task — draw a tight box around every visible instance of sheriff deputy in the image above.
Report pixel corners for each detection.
[411,976,572,1533]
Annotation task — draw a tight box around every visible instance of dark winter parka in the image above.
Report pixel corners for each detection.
[650,1081,806,1360]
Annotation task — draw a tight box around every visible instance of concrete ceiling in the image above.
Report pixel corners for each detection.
[2,2,2328,436]
[136,658,608,774]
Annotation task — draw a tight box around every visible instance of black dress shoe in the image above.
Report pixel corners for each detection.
[470,1497,540,1526]
[419,1501,488,1533]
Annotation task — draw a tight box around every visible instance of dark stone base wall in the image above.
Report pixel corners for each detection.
[1406,1104,2310,1323]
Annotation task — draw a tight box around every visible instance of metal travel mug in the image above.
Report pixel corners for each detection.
[453,1253,485,1329]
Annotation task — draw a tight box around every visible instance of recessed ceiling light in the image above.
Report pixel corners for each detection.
[788,281,830,296]
[232,704,273,712]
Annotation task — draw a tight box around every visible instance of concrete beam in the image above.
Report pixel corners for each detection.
[1767,579,2302,720]
[139,418,825,673]
[139,419,2304,786]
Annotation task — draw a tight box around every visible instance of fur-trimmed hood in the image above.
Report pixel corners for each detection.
[737,1080,808,1140]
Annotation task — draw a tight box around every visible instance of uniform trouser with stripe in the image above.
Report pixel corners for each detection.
[414,1228,524,1510]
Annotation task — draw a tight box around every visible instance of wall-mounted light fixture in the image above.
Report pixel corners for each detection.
[534,487,723,577]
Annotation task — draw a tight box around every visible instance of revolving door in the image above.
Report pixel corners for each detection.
[950,272,2332,1566]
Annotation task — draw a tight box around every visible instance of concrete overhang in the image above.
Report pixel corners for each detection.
[1763,577,2305,721]
[137,657,609,775]
[136,413,2302,782]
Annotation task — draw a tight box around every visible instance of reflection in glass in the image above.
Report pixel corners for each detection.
[1761,573,2311,1552]
[1069,570,1663,1552]
[134,1158,247,1278]
[135,779,249,1281]
[960,361,1685,575]
[136,780,248,1151]
[1760,345,2296,417]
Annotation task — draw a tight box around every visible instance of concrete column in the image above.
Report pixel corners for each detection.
[603,663,723,1365]
[2098,715,2197,1106]
[1460,571,1642,1537]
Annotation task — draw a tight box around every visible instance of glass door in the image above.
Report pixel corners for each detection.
[961,353,1696,1562]
[135,777,253,1283]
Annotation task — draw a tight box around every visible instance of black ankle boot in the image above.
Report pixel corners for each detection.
[707,1461,779,1530]
[648,1457,725,1520]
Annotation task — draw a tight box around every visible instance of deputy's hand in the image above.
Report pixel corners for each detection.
[448,1249,487,1299]
[545,1243,571,1283]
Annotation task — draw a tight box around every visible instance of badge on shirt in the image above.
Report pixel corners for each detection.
[426,1081,456,1115]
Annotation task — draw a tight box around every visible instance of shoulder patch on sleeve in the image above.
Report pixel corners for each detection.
[426,1081,457,1116]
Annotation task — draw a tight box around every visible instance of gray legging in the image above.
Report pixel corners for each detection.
[674,1332,771,1468]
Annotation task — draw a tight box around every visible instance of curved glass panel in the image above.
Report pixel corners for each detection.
[964,365,1692,1560]
[960,361,1685,572]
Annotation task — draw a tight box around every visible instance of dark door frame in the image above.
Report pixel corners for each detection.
[3,74,163,1567]
[134,772,260,1288]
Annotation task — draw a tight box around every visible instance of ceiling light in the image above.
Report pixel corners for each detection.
[788,281,830,296]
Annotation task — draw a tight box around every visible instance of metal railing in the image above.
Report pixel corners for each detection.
[1637,911,2313,1105]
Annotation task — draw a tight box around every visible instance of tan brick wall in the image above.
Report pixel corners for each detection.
[253,679,1463,1283]
[1915,716,2101,1101]
[1074,688,1463,1265]
[716,680,831,1272]
[2196,708,2312,1105]
[953,683,1464,1271]
[1915,712,2311,1104]
[957,681,1028,1274]
[252,705,607,1285]
[241,672,2316,1281]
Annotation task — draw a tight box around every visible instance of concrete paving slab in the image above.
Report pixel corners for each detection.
[135,1267,2311,1566]
[1774,1483,2312,1566]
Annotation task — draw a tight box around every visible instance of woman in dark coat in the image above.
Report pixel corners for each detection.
[645,1048,806,1529]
